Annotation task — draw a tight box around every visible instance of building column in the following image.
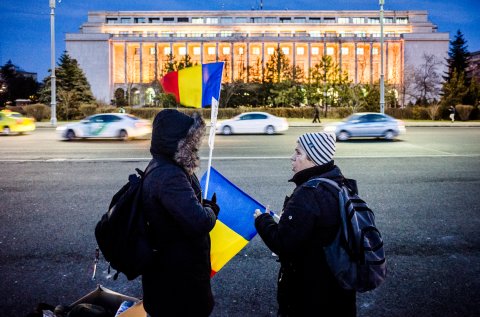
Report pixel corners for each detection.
[369,42,373,85]
[246,42,250,82]
[230,42,234,82]
[215,42,219,62]
[323,37,327,55]
[339,41,342,74]
[139,43,143,84]
[154,43,158,81]
[124,42,128,87]
[185,42,188,61]
[308,42,311,82]
[354,42,358,84]
[292,42,296,78]
[169,43,173,63]
[262,42,265,82]
[385,41,389,83]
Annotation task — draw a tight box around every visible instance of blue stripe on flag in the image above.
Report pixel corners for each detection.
[202,62,224,107]
[200,167,261,241]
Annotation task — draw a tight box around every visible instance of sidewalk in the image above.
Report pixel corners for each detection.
[35,119,480,129]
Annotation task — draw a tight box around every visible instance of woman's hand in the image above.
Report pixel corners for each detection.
[253,208,263,219]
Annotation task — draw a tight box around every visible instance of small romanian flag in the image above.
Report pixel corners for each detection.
[200,167,263,276]
[160,62,224,108]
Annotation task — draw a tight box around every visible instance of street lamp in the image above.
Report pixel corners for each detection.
[49,0,57,126]
[379,0,385,114]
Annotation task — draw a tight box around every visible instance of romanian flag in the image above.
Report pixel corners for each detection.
[160,62,224,108]
[200,167,263,276]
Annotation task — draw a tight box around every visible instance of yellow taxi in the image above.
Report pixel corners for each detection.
[0,110,36,135]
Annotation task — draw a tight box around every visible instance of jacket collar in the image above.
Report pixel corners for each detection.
[289,161,341,186]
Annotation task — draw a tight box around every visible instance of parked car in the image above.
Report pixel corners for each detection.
[0,110,36,135]
[324,112,406,141]
[56,113,151,141]
[216,112,289,135]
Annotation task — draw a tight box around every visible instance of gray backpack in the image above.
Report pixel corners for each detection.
[306,177,387,292]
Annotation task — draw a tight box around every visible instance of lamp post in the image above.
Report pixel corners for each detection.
[49,0,57,126]
[379,0,385,114]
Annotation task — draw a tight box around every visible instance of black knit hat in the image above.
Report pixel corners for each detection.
[150,109,194,158]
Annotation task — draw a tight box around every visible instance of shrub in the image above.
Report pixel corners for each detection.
[426,103,441,120]
[79,104,97,117]
[455,104,474,121]
[24,103,50,121]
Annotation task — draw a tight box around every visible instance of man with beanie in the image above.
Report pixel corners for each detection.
[141,109,219,317]
[254,132,356,316]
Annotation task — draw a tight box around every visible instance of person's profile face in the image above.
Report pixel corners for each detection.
[291,143,315,173]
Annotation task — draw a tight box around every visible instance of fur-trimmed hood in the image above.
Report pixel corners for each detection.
[150,109,205,175]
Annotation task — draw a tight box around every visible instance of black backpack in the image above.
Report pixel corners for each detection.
[94,163,158,280]
[306,177,387,292]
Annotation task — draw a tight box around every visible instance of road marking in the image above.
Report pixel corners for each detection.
[0,153,479,162]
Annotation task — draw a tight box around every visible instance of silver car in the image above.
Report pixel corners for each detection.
[324,112,406,141]
[56,113,152,141]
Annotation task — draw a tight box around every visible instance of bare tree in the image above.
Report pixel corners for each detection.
[413,53,443,105]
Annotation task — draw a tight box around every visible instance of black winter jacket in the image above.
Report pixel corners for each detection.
[255,162,356,317]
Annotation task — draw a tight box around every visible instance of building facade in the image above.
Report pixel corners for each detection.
[66,10,449,105]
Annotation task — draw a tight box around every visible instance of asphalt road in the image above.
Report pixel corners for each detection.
[0,127,479,317]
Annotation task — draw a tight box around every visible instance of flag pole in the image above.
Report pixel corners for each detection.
[204,62,224,199]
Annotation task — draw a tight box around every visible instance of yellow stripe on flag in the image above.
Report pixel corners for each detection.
[178,65,202,108]
[210,220,249,273]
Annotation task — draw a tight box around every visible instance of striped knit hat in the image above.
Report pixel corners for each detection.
[298,132,336,166]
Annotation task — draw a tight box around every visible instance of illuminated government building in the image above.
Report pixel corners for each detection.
[66,10,449,105]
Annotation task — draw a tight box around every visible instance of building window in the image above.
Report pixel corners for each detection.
[134,48,140,55]
[356,47,364,55]
[204,33,217,37]
[179,47,186,55]
[208,47,216,55]
[148,18,160,23]
[265,17,277,23]
[267,47,275,55]
[352,17,364,24]
[164,47,171,55]
[309,17,321,23]
[372,47,379,55]
[323,17,335,23]
[294,17,306,23]
[238,47,244,55]
[252,47,260,55]
[119,31,129,36]
[132,31,143,37]
[341,47,349,55]
[163,17,174,23]
[279,17,291,23]
[368,17,380,24]
[134,18,146,23]
[355,31,367,37]
[296,47,305,55]
[326,47,334,55]
[106,18,117,24]
[206,17,219,24]
[396,17,408,24]
[309,31,322,37]
[192,17,204,24]
[149,47,156,55]
[178,17,189,23]
[250,17,262,23]
[221,17,233,24]
[281,47,289,55]
[120,18,131,24]
[220,31,232,37]
[223,47,231,55]
[193,47,201,55]
[384,17,394,24]
[236,17,247,23]
[311,47,320,55]
[338,17,349,24]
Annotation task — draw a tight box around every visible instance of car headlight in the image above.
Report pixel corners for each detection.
[323,125,337,132]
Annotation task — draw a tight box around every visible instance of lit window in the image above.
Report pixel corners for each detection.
[222,47,230,55]
[206,18,219,24]
[164,47,171,55]
[281,47,289,55]
[252,47,260,55]
[238,47,244,55]
[193,47,201,55]
[368,18,380,24]
[396,17,408,24]
[384,17,394,24]
[296,47,305,55]
[309,31,322,37]
[311,47,319,55]
[352,17,364,24]
[338,17,349,24]
[267,47,275,55]
[372,48,379,55]
[341,47,349,55]
[326,47,334,55]
[149,47,156,55]
[208,47,216,55]
[192,17,204,24]
[220,31,233,37]
[178,47,186,55]
[356,47,364,55]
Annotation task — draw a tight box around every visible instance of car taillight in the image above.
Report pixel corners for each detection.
[135,122,150,128]
[16,119,23,124]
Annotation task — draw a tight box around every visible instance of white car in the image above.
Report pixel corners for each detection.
[216,112,289,135]
[56,113,152,141]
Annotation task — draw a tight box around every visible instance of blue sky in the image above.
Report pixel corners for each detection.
[1,0,479,81]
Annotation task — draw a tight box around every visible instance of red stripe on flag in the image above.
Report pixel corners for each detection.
[160,71,180,103]
[210,270,217,278]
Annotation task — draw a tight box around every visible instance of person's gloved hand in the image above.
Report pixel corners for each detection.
[203,193,220,217]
